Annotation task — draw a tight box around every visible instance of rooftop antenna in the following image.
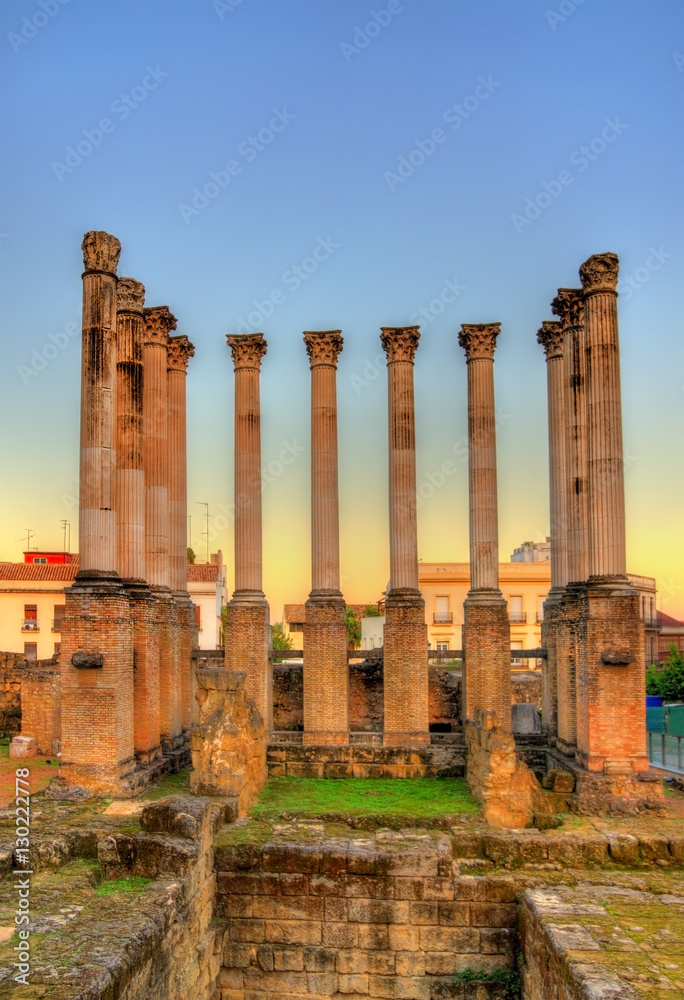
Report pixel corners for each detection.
[60,519,71,556]
[22,528,35,552]
[196,501,210,563]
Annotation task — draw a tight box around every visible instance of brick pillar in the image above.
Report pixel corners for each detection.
[115,278,160,764]
[576,252,648,774]
[167,335,197,734]
[458,324,510,731]
[144,306,182,751]
[59,231,136,794]
[302,331,348,745]
[225,334,271,728]
[380,327,429,747]
[551,288,587,757]
[536,319,567,743]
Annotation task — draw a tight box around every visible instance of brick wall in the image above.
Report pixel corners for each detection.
[0,651,25,734]
[20,663,61,753]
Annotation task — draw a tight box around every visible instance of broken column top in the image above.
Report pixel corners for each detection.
[579,252,619,295]
[303,330,344,367]
[167,334,196,372]
[116,277,145,314]
[458,322,501,361]
[226,332,268,370]
[81,230,121,275]
[380,326,420,363]
[144,305,177,345]
[537,320,564,360]
[551,288,584,327]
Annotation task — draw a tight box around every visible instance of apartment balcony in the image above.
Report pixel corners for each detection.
[509,612,527,624]
[536,612,544,624]
[52,620,63,633]
[433,612,454,624]
[21,620,39,632]
[644,618,661,631]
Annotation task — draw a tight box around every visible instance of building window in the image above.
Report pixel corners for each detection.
[289,623,303,633]
[24,643,37,661]
[536,597,545,624]
[509,596,526,624]
[54,642,61,656]
[22,605,38,631]
[33,557,47,564]
[436,642,448,652]
[195,605,202,631]
[511,641,523,667]
[433,596,453,624]
[53,604,65,632]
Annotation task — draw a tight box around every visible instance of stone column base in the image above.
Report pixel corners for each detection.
[174,592,198,733]
[382,589,429,747]
[152,587,183,752]
[575,577,651,776]
[303,592,348,745]
[540,588,564,743]
[555,584,581,752]
[225,593,271,730]
[462,592,511,731]
[127,582,162,764]
[58,575,136,796]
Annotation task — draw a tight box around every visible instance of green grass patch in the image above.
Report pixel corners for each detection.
[140,767,191,800]
[251,776,479,822]
[95,876,153,896]
[453,967,521,999]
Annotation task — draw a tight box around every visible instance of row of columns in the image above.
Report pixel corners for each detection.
[539,253,648,775]
[60,231,195,792]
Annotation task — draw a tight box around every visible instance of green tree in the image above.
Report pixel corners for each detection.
[346,607,361,648]
[272,623,293,651]
[646,664,662,696]
[187,547,196,564]
[646,646,684,702]
[364,604,381,617]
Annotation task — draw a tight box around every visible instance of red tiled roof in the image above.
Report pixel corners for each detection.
[187,564,219,583]
[658,610,684,628]
[0,562,77,582]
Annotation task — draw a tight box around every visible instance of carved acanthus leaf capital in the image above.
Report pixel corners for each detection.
[167,335,195,373]
[579,252,619,295]
[380,326,420,364]
[551,287,584,329]
[82,230,121,275]
[537,321,564,360]
[458,323,501,362]
[226,333,268,371]
[303,330,343,368]
[116,277,145,314]
[144,306,177,346]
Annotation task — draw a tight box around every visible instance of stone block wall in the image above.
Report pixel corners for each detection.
[215,834,518,999]
[0,651,25,735]
[267,742,466,780]
[190,666,267,818]
[20,662,61,754]
[465,710,537,829]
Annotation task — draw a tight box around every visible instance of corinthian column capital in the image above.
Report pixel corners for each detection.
[537,320,564,360]
[552,287,584,328]
[304,330,343,368]
[117,277,145,315]
[380,326,420,364]
[81,230,121,276]
[579,252,619,296]
[458,323,500,362]
[144,306,177,346]
[226,333,268,371]
[167,335,195,373]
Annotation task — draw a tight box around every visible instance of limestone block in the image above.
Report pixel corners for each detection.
[9,735,37,759]
[511,703,541,734]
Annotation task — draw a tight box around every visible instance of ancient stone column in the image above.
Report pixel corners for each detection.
[59,231,136,794]
[225,334,271,728]
[144,306,181,750]
[380,327,429,747]
[574,253,650,781]
[536,319,566,743]
[302,331,348,745]
[167,335,197,735]
[550,288,587,756]
[115,279,160,763]
[458,324,511,731]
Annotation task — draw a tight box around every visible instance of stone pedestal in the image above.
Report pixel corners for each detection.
[555,585,580,756]
[302,331,348,745]
[462,594,511,732]
[380,327,429,747]
[225,334,271,726]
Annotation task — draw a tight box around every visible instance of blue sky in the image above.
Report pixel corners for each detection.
[1,0,682,618]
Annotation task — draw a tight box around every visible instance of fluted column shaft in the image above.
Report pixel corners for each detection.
[537,321,568,590]
[143,306,176,589]
[79,231,121,575]
[580,253,627,578]
[115,278,146,582]
[381,327,420,592]
[167,336,195,593]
